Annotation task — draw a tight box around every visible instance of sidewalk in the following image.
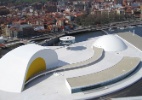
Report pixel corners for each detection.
[73,63,142,99]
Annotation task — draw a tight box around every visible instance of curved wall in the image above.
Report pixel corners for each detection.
[26,57,46,81]
[0,44,58,93]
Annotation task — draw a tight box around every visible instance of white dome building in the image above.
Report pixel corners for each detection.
[93,35,127,52]
[0,44,58,93]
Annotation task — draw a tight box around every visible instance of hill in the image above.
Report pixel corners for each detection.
[0,0,57,3]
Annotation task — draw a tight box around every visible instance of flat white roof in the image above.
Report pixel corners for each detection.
[0,32,142,100]
[59,36,75,41]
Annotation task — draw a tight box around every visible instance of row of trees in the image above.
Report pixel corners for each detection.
[75,11,130,26]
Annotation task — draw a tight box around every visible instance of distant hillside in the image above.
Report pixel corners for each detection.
[0,0,57,3]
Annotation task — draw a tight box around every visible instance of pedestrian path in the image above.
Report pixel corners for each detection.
[117,32,142,51]
[66,57,140,93]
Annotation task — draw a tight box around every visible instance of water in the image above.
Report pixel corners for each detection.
[65,26,142,44]
[71,31,105,43]
[107,26,142,37]
[133,26,142,37]
[0,43,23,58]
[1,26,142,58]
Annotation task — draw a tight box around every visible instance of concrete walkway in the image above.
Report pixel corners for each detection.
[75,63,142,99]
[117,32,142,50]
[67,57,140,93]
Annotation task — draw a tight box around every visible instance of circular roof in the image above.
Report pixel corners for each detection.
[59,36,75,41]
[93,35,127,52]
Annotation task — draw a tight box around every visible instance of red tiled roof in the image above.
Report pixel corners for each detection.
[0,43,5,47]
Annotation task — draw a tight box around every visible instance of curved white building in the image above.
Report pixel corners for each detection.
[93,35,127,52]
[0,44,58,93]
